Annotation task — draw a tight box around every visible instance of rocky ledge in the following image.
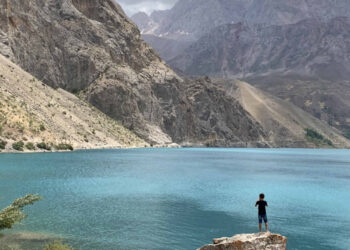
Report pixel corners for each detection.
[198,232,287,250]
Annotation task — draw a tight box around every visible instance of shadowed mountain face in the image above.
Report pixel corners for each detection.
[169,17,350,80]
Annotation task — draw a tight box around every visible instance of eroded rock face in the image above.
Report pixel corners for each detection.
[170,17,350,81]
[0,0,269,146]
[198,232,287,250]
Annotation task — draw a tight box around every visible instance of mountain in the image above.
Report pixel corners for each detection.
[215,79,350,148]
[169,17,350,135]
[131,0,350,51]
[245,75,350,137]
[130,11,155,33]
[0,0,268,147]
[0,53,147,151]
[131,0,350,64]
[1,0,348,148]
[169,17,350,80]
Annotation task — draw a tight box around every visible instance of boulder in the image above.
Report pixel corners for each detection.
[198,232,287,250]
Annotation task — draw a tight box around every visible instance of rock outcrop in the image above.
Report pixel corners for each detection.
[198,232,287,250]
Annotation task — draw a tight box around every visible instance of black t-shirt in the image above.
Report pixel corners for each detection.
[255,200,268,215]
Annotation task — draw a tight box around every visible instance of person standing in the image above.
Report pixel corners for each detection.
[255,193,268,232]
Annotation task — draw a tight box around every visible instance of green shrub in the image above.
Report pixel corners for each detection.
[43,241,74,250]
[305,128,324,140]
[36,142,51,151]
[305,128,333,147]
[55,144,74,151]
[0,194,41,231]
[39,124,46,131]
[25,142,36,151]
[12,141,24,151]
[0,140,7,150]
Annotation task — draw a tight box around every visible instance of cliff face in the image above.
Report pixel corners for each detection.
[170,17,350,81]
[0,0,270,147]
[198,232,287,250]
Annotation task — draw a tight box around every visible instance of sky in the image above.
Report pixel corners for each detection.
[117,0,178,16]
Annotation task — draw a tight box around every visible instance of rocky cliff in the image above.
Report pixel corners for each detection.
[0,0,272,147]
[198,232,287,250]
[170,17,350,81]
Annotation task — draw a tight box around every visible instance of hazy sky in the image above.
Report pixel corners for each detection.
[118,0,178,16]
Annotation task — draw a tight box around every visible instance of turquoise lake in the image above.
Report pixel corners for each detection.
[1,148,350,250]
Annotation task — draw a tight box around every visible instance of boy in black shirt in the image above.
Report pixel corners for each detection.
[255,193,268,232]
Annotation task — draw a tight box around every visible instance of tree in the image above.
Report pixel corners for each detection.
[0,194,41,231]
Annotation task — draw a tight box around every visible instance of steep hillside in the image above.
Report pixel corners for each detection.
[246,75,350,137]
[215,80,350,148]
[167,16,350,137]
[0,54,147,152]
[0,0,271,147]
[170,18,350,80]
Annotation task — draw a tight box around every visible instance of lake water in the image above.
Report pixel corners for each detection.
[0,148,349,250]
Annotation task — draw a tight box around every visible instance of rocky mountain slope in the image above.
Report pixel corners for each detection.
[1,0,348,148]
[215,80,350,148]
[0,0,270,147]
[132,0,350,59]
[0,53,147,152]
[246,75,350,137]
[169,17,350,136]
[170,17,350,80]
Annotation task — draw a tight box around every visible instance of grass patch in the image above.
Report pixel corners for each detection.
[305,128,333,147]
